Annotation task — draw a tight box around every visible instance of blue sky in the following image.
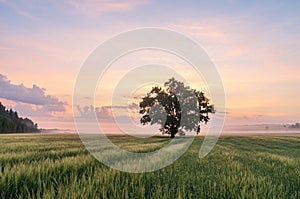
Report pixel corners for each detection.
[0,0,299,129]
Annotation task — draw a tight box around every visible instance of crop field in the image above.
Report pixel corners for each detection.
[0,133,299,198]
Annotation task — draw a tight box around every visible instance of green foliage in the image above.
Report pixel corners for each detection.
[0,115,16,132]
[139,78,214,138]
[0,134,299,198]
[0,102,39,133]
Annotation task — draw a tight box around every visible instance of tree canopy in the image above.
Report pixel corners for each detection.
[0,102,39,133]
[139,78,214,138]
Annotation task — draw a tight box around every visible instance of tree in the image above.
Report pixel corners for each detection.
[0,101,40,133]
[139,78,214,138]
[0,115,16,133]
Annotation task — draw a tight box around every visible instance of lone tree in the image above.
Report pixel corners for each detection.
[139,78,214,138]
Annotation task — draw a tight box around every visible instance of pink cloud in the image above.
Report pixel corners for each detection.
[0,45,13,51]
[168,18,300,124]
[169,21,230,44]
[66,0,149,15]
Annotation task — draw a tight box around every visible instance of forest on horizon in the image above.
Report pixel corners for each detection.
[0,102,39,133]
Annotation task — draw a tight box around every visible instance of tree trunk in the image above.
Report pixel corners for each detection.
[170,129,177,138]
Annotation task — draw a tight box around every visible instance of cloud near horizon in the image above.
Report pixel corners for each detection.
[75,103,139,121]
[0,74,65,112]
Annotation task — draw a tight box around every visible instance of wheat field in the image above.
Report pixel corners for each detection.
[0,133,299,198]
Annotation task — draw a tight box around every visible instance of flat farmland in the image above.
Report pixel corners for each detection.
[0,133,299,198]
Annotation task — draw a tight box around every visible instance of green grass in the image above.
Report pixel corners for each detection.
[0,133,299,198]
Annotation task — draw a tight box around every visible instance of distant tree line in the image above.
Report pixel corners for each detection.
[0,102,39,133]
[289,123,300,129]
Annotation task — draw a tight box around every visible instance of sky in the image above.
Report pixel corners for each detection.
[0,0,299,130]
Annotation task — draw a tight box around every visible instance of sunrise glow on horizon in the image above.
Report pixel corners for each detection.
[1,1,299,130]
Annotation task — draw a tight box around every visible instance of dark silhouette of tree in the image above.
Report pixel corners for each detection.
[0,102,39,133]
[139,78,214,138]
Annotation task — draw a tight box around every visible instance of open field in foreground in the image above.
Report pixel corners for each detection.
[0,133,299,198]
